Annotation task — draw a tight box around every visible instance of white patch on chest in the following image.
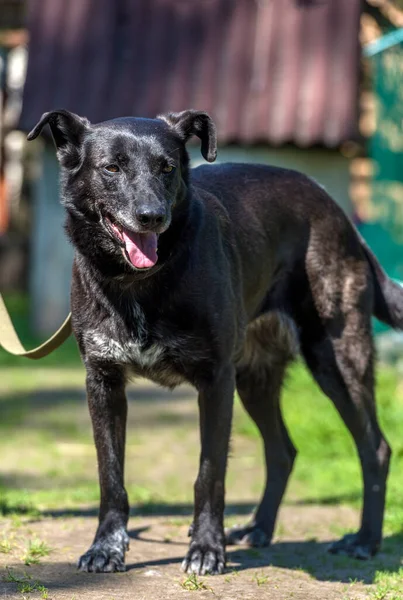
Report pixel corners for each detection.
[84,298,166,368]
[86,331,164,368]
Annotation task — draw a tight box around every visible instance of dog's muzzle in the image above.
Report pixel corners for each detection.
[104,215,159,269]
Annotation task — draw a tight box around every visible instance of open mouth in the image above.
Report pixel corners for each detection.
[103,214,158,270]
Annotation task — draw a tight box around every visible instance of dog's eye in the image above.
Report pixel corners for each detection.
[162,164,174,174]
[104,164,119,173]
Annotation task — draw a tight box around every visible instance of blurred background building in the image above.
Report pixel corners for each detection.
[0,0,402,338]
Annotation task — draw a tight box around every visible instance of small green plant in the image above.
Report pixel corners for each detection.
[28,538,51,557]
[254,572,269,586]
[2,568,49,597]
[3,569,22,583]
[22,538,51,565]
[0,537,12,553]
[18,581,39,593]
[180,573,214,593]
[23,555,40,566]
[23,582,48,598]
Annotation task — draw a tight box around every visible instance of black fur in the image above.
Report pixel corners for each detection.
[28,109,402,574]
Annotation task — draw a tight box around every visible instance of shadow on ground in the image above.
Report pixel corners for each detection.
[41,501,256,519]
[0,500,256,519]
[294,492,362,505]
[119,526,403,584]
[0,384,197,434]
[227,534,403,584]
[1,533,402,590]
[0,492,365,517]
[121,533,402,585]
[0,384,194,408]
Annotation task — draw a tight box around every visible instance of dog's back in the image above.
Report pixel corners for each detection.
[192,162,403,331]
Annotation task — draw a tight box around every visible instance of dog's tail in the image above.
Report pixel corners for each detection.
[360,236,403,329]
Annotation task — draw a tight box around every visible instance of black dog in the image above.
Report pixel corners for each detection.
[28,109,402,574]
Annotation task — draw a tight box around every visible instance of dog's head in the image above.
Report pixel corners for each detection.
[28,109,217,273]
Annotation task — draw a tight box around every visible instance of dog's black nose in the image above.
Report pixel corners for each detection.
[136,207,166,230]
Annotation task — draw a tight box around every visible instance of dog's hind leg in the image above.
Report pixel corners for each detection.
[300,307,391,559]
[226,312,298,547]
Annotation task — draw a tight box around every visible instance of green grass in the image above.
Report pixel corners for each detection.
[370,568,403,599]
[1,357,403,524]
[233,361,403,596]
[233,362,403,533]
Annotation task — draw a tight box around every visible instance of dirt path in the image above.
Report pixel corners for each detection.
[0,505,393,599]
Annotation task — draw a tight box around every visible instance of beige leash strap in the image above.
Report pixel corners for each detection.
[0,293,72,359]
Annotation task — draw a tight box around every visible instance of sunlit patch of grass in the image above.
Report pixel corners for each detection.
[253,571,269,585]
[1,359,403,530]
[371,568,403,599]
[233,361,403,521]
[0,537,12,553]
[22,538,51,565]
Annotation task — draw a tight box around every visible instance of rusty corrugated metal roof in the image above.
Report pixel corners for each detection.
[20,0,362,147]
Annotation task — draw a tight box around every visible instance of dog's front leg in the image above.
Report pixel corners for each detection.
[78,364,130,573]
[182,363,235,575]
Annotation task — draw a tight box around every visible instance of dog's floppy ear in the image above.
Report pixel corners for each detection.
[27,109,90,167]
[159,110,217,163]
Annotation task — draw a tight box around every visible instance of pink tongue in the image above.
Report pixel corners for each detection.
[121,228,158,269]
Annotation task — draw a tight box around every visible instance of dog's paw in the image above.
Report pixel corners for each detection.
[226,523,271,547]
[181,541,225,575]
[327,533,379,560]
[78,529,130,573]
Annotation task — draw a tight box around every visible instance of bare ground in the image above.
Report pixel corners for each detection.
[0,505,395,599]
